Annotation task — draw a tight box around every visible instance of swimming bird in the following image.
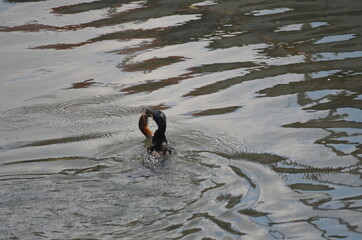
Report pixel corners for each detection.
[139,109,172,160]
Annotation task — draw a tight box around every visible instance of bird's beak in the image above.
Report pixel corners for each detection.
[145,109,153,119]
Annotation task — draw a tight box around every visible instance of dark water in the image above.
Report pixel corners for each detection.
[0,0,361,239]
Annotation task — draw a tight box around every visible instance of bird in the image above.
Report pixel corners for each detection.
[139,109,172,163]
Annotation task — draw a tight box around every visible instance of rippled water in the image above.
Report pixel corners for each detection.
[0,0,361,239]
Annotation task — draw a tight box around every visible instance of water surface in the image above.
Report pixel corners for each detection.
[0,0,361,239]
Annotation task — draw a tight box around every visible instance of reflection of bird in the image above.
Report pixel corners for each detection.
[139,109,172,159]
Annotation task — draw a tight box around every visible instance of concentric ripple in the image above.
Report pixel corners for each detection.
[0,0,361,239]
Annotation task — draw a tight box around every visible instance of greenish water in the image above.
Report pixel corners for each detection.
[0,0,361,239]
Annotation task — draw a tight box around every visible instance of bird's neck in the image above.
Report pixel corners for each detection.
[153,127,166,142]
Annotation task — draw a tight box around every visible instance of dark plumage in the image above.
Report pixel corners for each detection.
[138,109,172,161]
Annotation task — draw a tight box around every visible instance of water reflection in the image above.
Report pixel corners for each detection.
[0,0,361,239]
